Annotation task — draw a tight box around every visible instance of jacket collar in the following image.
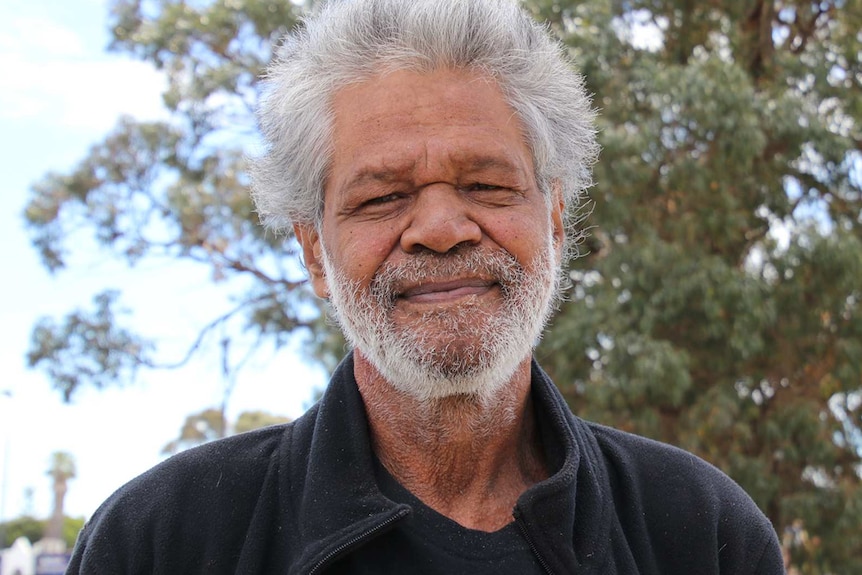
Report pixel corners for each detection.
[284,353,410,575]
[515,360,614,574]
[284,353,613,574]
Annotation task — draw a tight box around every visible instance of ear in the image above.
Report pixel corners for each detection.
[550,181,566,259]
[294,223,329,299]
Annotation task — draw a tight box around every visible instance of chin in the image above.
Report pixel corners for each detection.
[368,341,531,406]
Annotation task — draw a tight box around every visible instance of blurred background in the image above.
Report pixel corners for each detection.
[0,0,326,563]
[0,1,860,574]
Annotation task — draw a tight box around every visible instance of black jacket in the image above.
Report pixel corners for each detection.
[67,355,784,574]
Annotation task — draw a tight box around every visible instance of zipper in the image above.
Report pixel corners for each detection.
[307,507,410,575]
[514,508,555,575]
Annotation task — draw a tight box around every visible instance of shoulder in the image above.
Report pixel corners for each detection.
[115,421,292,508]
[588,423,735,498]
[68,421,301,573]
[586,423,783,574]
[586,423,767,520]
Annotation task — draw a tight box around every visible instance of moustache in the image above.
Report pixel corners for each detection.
[369,247,526,307]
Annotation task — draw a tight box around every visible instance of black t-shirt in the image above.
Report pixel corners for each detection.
[325,459,546,574]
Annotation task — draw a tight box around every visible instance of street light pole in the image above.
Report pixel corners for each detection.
[0,389,12,547]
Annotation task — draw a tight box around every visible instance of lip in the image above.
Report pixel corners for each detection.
[397,278,497,304]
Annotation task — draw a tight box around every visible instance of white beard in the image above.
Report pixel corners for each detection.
[320,237,560,405]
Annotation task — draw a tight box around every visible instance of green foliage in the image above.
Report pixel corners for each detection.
[22,0,862,572]
[46,451,76,483]
[162,407,227,454]
[24,0,317,401]
[62,516,86,550]
[27,291,150,401]
[0,516,43,548]
[534,1,862,572]
[0,516,85,549]
[233,409,291,434]
[162,407,291,454]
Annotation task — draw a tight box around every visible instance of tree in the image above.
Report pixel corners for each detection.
[23,0,862,572]
[526,1,862,572]
[0,515,42,548]
[234,409,292,434]
[45,452,76,542]
[0,515,86,549]
[161,407,290,454]
[24,0,320,403]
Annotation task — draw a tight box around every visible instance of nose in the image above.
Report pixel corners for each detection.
[399,186,482,254]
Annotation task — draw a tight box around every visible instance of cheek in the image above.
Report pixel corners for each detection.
[484,213,549,260]
[339,225,403,280]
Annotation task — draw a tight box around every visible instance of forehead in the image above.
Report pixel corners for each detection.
[327,68,534,187]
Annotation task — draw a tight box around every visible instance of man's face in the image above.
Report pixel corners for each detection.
[295,68,564,401]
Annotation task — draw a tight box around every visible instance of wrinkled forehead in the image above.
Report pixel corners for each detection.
[323,67,538,192]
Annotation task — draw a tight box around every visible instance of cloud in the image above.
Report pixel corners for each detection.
[0,15,167,133]
[0,16,86,55]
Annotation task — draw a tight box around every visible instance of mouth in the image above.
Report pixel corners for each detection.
[396,278,497,304]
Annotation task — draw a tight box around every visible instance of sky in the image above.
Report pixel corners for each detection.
[0,0,326,524]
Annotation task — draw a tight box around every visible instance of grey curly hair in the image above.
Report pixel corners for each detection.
[251,0,598,258]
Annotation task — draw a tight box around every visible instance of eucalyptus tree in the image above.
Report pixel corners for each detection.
[530,1,862,571]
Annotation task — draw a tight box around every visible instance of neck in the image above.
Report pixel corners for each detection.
[354,351,548,532]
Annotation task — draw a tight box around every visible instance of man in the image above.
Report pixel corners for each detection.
[67,0,784,573]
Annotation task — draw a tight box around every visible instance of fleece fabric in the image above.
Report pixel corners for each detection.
[321,456,546,573]
[66,354,784,574]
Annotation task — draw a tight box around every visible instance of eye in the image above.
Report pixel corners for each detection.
[364,192,403,206]
[460,182,525,207]
[348,191,409,219]
[465,183,503,192]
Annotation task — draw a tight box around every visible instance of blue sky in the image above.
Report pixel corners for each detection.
[0,0,324,522]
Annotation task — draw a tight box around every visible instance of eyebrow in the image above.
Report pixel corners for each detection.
[342,154,527,191]
[462,155,526,175]
[343,168,403,191]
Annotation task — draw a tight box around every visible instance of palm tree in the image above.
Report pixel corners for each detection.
[45,451,75,542]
